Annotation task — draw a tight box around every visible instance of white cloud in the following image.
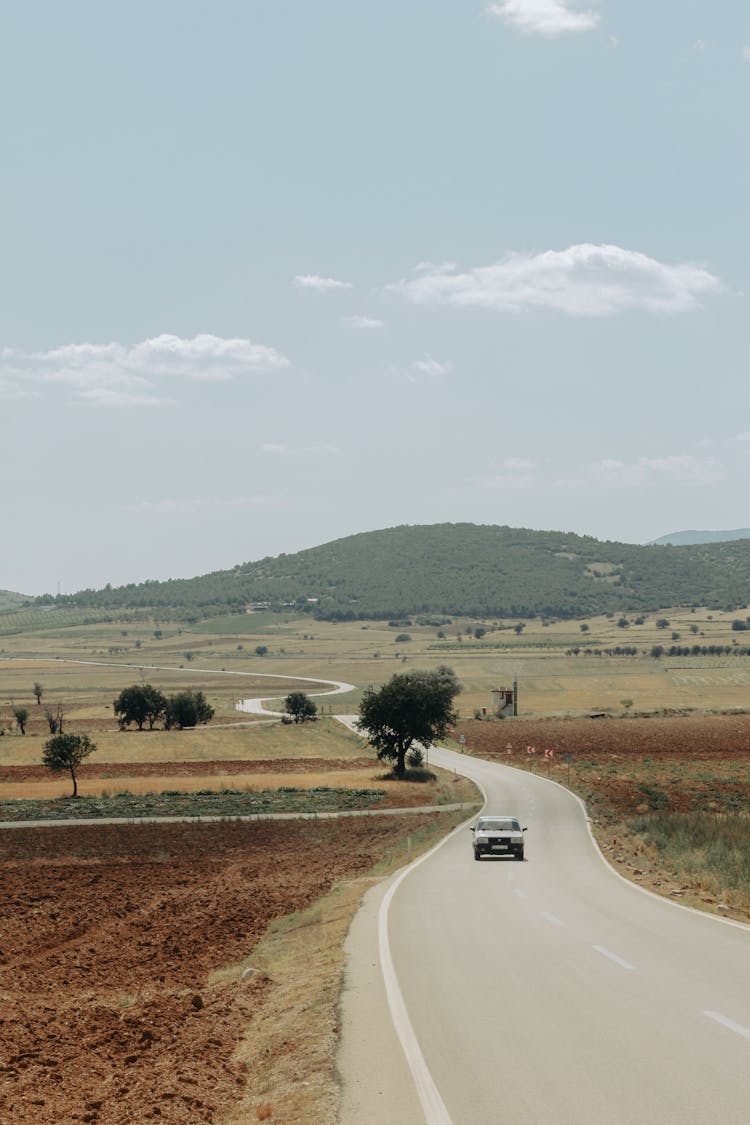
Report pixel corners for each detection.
[387,244,722,317]
[487,0,600,37]
[595,455,724,486]
[0,333,289,406]
[743,45,750,61]
[732,431,750,444]
[293,274,353,292]
[409,355,452,379]
[501,456,536,470]
[341,315,385,330]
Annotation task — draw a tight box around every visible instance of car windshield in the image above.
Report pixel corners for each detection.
[478,818,519,832]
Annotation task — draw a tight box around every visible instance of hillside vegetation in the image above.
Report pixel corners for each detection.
[21,523,750,624]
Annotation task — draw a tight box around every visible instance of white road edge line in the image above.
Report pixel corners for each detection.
[593,944,636,971]
[541,911,564,927]
[704,1011,750,1040]
[376,778,488,1125]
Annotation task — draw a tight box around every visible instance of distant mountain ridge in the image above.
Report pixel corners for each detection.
[650,529,750,547]
[34,523,750,622]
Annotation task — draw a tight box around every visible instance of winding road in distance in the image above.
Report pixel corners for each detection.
[338,743,750,1125]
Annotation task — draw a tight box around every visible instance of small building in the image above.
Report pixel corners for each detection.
[491,686,514,715]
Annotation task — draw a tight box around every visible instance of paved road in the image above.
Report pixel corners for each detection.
[339,745,750,1125]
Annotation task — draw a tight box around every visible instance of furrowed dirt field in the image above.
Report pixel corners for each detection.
[456,713,750,816]
[0,815,451,1125]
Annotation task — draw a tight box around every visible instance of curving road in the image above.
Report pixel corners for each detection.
[339,744,750,1124]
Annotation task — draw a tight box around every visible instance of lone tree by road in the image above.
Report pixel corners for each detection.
[284,691,318,724]
[42,732,96,798]
[114,683,167,731]
[33,682,44,705]
[357,665,461,778]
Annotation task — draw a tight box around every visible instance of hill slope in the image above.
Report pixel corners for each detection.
[35,523,750,621]
[0,588,29,610]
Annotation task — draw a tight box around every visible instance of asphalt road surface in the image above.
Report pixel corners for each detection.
[339,745,750,1125]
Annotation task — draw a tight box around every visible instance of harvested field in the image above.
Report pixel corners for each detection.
[0,815,457,1124]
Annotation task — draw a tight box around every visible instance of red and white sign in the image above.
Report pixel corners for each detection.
[544,748,554,759]
[527,745,535,755]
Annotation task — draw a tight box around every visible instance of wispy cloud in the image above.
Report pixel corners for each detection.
[595,455,725,486]
[260,441,342,457]
[341,315,385,330]
[743,45,750,61]
[395,353,454,384]
[387,244,722,317]
[0,333,289,407]
[487,0,600,37]
[293,274,353,292]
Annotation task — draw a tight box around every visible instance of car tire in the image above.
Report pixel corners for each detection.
[515,850,524,861]
[473,850,481,861]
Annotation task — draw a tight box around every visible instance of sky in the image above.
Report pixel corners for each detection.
[2,0,749,595]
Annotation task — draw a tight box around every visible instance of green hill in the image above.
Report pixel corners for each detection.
[0,588,29,610]
[32,523,750,622]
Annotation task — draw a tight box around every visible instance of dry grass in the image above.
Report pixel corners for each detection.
[0,716,366,767]
[0,766,477,804]
[217,810,470,1125]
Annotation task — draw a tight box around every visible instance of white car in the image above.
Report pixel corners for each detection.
[470,815,526,861]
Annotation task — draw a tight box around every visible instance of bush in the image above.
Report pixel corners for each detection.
[407,747,424,768]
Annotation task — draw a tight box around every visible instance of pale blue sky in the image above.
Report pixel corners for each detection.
[2,1,749,594]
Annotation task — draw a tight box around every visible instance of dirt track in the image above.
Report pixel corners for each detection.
[0,816,429,1124]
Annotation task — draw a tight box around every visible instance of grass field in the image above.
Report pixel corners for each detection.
[4,603,750,726]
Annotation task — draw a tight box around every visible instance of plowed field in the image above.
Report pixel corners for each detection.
[456,713,750,816]
[0,815,434,1124]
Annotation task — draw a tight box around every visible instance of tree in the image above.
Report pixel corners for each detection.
[164,690,214,730]
[13,706,28,735]
[284,691,318,724]
[33,682,44,705]
[114,684,167,731]
[42,732,96,797]
[45,703,65,734]
[255,645,268,657]
[357,665,461,778]
[656,618,670,630]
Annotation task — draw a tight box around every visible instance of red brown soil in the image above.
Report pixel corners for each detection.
[458,713,750,760]
[457,713,750,815]
[0,757,375,784]
[0,816,430,1124]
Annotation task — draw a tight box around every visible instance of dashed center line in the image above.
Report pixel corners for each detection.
[593,945,636,971]
[704,1011,750,1040]
[541,911,564,927]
